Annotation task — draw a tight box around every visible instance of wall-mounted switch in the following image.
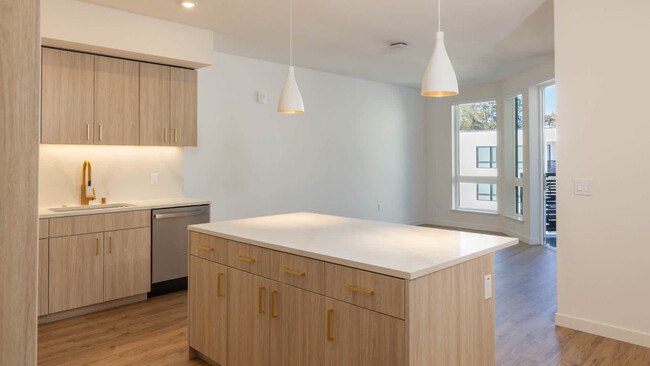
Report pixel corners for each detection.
[151,173,159,186]
[484,274,492,300]
[574,178,593,196]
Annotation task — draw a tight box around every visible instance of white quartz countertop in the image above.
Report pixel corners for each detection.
[39,197,211,218]
[189,212,518,280]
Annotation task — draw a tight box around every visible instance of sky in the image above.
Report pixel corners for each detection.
[544,85,556,116]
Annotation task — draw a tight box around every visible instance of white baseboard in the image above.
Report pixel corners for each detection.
[406,218,430,226]
[423,218,535,245]
[555,313,650,348]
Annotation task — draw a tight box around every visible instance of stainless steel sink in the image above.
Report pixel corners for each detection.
[48,203,136,212]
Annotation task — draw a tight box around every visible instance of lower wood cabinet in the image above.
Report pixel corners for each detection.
[189,256,227,365]
[49,233,104,314]
[38,239,49,316]
[103,228,151,301]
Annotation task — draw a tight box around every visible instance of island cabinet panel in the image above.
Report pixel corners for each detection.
[38,239,49,316]
[269,251,325,293]
[139,63,170,146]
[189,231,228,264]
[41,48,94,144]
[324,262,406,319]
[189,256,227,365]
[228,268,270,366]
[228,240,270,278]
[94,55,140,145]
[269,282,325,366]
[103,228,151,302]
[49,233,104,314]
[170,68,197,147]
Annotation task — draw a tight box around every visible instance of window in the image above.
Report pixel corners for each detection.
[477,184,497,201]
[476,146,497,168]
[515,186,524,215]
[453,100,498,212]
[514,95,524,178]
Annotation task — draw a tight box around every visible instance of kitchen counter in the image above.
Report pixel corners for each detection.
[39,197,211,218]
[189,212,517,280]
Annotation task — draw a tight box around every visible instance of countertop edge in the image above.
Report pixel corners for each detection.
[39,198,212,219]
[188,225,519,280]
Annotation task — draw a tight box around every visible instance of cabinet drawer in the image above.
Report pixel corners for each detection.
[324,263,405,319]
[269,251,324,293]
[49,210,150,237]
[227,240,270,278]
[39,219,49,239]
[189,232,228,264]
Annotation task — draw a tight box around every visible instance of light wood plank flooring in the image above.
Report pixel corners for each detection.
[38,241,650,365]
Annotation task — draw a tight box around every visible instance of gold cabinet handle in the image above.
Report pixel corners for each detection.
[327,309,334,341]
[271,290,278,318]
[86,124,91,140]
[283,267,306,276]
[109,236,112,254]
[198,245,214,252]
[345,285,374,295]
[96,238,99,256]
[217,272,224,297]
[163,127,168,143]
[174,128,178,143]
[258,286,265,314]
[99,124,103,141]
[237,255,256,263]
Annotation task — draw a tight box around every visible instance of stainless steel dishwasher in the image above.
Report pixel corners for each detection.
[150,204,210,297]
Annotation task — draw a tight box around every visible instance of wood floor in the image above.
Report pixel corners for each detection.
[38,242,650,365]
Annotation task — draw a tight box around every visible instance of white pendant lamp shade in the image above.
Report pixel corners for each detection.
[421,32,458,97]
[278,66,304,113]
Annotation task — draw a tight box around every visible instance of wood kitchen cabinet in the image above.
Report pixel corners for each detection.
[228,268,270,366]
[103,228,151,301]
[94,55,140,145]
[41,48,94,144]
[38,239,49,316]
[189,256,228,365]
[170,67,197,147]
[49,233,104,314]
[140,63,170,146]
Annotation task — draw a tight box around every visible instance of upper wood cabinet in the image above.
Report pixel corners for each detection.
[140,63,170,146]
[94,55,140,145]
[41,48,94,144]
[170,68,198,147]
[40,48,197,147]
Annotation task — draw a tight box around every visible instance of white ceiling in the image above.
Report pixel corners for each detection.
[80,0,554,88]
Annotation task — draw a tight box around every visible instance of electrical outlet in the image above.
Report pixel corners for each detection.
[484,274,492,300]
[151,173,159,186]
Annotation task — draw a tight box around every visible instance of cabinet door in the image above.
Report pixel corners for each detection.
[324,298,362,366]
[170,67,197,146]
[41,48,94,144]
[270,282,325,366]
[189,256,227,364]
[228,268,269,366]
[103,228,151,301]
[38,239,49,316]
[140,63,170,146]
[94,55,139,145]
[359,309,406,366]
[49,233,104,313]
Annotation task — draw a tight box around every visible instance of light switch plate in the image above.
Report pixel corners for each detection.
[574,178,593,196]
[257,91,267,104]
[151,173,159,186]
[484,274,492,300]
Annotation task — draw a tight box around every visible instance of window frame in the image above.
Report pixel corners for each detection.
[476,146,497,169]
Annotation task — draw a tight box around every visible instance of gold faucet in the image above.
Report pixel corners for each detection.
[81,160,96,205]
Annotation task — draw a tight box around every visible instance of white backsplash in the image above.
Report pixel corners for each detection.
[40,144,184,208]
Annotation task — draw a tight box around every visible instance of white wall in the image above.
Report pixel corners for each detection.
[424,59,554,243]
[40,145,184,208]
[41,0,213,68]
[184,52,426,224]
[555,0,650,347]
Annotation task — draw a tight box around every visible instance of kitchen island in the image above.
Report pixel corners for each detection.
[187,212,518,366]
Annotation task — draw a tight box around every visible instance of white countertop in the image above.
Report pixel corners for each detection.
[39,197,211,218]
[189,212,518,280]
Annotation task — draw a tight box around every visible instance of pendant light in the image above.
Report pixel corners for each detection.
[278,0,304,113]
[421,0,458,97]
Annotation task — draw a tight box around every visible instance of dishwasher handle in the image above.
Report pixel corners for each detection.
[153,210,205,220]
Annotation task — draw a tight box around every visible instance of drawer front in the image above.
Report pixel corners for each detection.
[269,250,324,293]
[49,210,150,237]
[227,240,270,278]
[189,232,228,264]
[324,263,405,319]
[39,219,49,239]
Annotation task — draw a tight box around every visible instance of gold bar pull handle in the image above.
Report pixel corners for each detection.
[174,128,178,143]
[283,268,306,277]
[96,238,99,256]
[345,285,375,295]
[217,272,224,297]
[271,290,278,318]
[86,124,91,140]
[237,255,256,263]
[327,309,334,341]
[109,236,112,254]
[198,245,214,252]
[258,286,265,314]
[99,124,103,141]
[163,127,168,143]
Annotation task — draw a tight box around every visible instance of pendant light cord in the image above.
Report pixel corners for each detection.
[438,0,441,32]
[289,0,293,66]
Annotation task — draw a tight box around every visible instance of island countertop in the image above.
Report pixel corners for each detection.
[188,212,518,280]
